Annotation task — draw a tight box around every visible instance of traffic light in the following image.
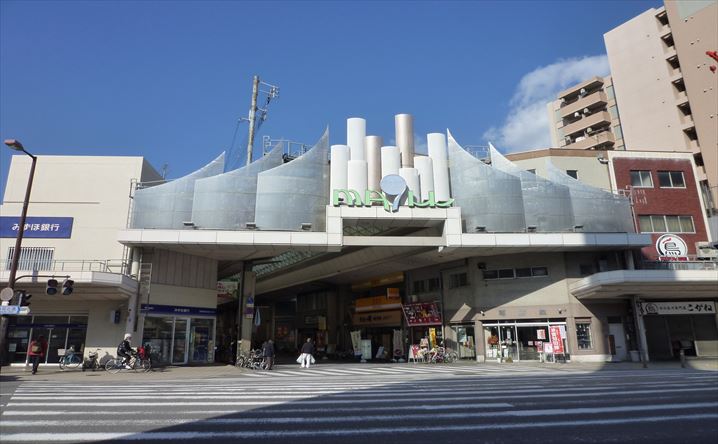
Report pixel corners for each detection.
[62,279,74,296]
[46,279,58,295]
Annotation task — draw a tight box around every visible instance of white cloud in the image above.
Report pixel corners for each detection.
[483,55,610,153]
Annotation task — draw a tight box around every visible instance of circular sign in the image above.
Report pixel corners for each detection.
[380,174,407,196]
[655,234,688,258]
[0,287,14,302]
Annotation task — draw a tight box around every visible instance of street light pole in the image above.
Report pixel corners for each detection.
[0,139,37,366]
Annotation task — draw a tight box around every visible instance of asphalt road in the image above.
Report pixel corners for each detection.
[1,363,717,443]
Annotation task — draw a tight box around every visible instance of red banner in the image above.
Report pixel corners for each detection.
[401,302,442,326]
[549,326,564,354]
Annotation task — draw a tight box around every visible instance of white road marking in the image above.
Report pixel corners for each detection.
[3,413,717,441]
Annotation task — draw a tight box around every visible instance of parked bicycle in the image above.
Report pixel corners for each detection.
[105,350,151,374]
[426,346,459,364]
[59,346,83,371]
[235,348,267,370]
[82,348,103,371]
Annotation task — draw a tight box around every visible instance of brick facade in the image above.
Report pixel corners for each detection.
[612,157,708,259]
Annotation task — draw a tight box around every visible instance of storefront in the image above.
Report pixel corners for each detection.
[451,324,476,359]
[483,320,568,362]
[140,304,216,365]
[351,286,404,360]
[639,301,718,360]
[6,314,88,365]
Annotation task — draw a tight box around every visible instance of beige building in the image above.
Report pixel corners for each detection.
[546,76,625,152]
[0,156,164,366]
[605,0,718,235]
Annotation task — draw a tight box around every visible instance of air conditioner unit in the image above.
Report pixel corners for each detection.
[579,88,587,96]
[574,112,581,118]
[586,127,594,134]
[583,108,591,115]
[695,242,718,260]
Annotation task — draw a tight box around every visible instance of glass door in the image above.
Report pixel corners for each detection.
[172,318,189,364]
[499,325,519,361]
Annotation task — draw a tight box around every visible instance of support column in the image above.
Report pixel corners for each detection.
[474,320,485,362]
[632,295,649,368]
[239,269,257,356]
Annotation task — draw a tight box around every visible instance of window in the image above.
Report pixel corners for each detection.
[613,124,623,140]
[630,170,653,188]
[527,169,536,174]
[5,247,54,271]
[608,105,619,119]
[497,269,514,279]
[638,215,695,233]
[483,267,549,280]
[606,85,615,100]
[515,268,532,278]
[576,321,593,349]
[427,278,440,292]
[531,267,549,277]
[657,171,685,188]
[448,272,468,289]
[566,170,578,179]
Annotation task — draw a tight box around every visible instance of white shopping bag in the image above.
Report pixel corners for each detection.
[310,355,316,364]
[296,355,303,364]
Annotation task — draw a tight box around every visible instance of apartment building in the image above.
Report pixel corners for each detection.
[546,76,625,151]
[547,0,717,238]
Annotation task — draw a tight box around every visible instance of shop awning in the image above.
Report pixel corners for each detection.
[569,269,718,300]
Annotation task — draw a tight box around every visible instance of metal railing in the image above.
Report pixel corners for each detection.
[639,260,718,271]
[0,259,130,275]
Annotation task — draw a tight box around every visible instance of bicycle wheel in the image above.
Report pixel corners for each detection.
[447,351,459,363]
[105,358,122,374]
[66,354,83,370]
[235,356,246,368]
[141,359,151,372]
[59,356,67,371]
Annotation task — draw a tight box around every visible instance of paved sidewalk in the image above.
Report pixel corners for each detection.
[1,358,716,383]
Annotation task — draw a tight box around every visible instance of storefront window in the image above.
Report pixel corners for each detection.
[454,326,475,359]
[142,317,174,365]
[576,321,593,349]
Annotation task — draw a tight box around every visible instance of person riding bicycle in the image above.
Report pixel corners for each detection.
[117,333,134,369]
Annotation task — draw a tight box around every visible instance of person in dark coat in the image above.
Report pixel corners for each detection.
[299,338,315,368]
[262,339,275,370]
[117,333,134,368]
[27,335,48,375]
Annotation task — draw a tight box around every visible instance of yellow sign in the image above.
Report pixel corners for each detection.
[352,310,403,327]
[355,295,402,313]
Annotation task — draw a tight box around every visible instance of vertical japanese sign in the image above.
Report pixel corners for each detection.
[549,326,564,354]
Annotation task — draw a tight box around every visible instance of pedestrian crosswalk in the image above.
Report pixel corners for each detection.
[2,367,717,443]
[238,362,565,378]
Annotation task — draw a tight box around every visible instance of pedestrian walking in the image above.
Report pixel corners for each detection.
[298,338,315,368]
[27,335,48,375]
[262,339,275,370]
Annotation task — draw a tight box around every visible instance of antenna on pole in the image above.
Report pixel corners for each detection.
[243,75,280,166]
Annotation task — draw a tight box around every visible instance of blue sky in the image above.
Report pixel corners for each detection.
[1,0,659,195]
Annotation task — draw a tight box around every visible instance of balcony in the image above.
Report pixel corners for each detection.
[557,77,604,102]
[559,90,608,119]
[567,130,615,150]
[562,111,612,138]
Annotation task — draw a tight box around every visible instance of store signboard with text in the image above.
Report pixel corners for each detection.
[0,216,73,238]
[549,326,564,354]
[402,302,442,326]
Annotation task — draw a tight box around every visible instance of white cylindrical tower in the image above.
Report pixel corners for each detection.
[347,117,366,161]
[395,114,414,168]
[399,167,420,202]
[381,146,401,177]
[330,145,350,197]
[414,155,435,201]
[365,135,383,193]
[427,133,450,201]
[347,160,368,194]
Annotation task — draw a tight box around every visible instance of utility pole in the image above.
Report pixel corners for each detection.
[246,75,260,167]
